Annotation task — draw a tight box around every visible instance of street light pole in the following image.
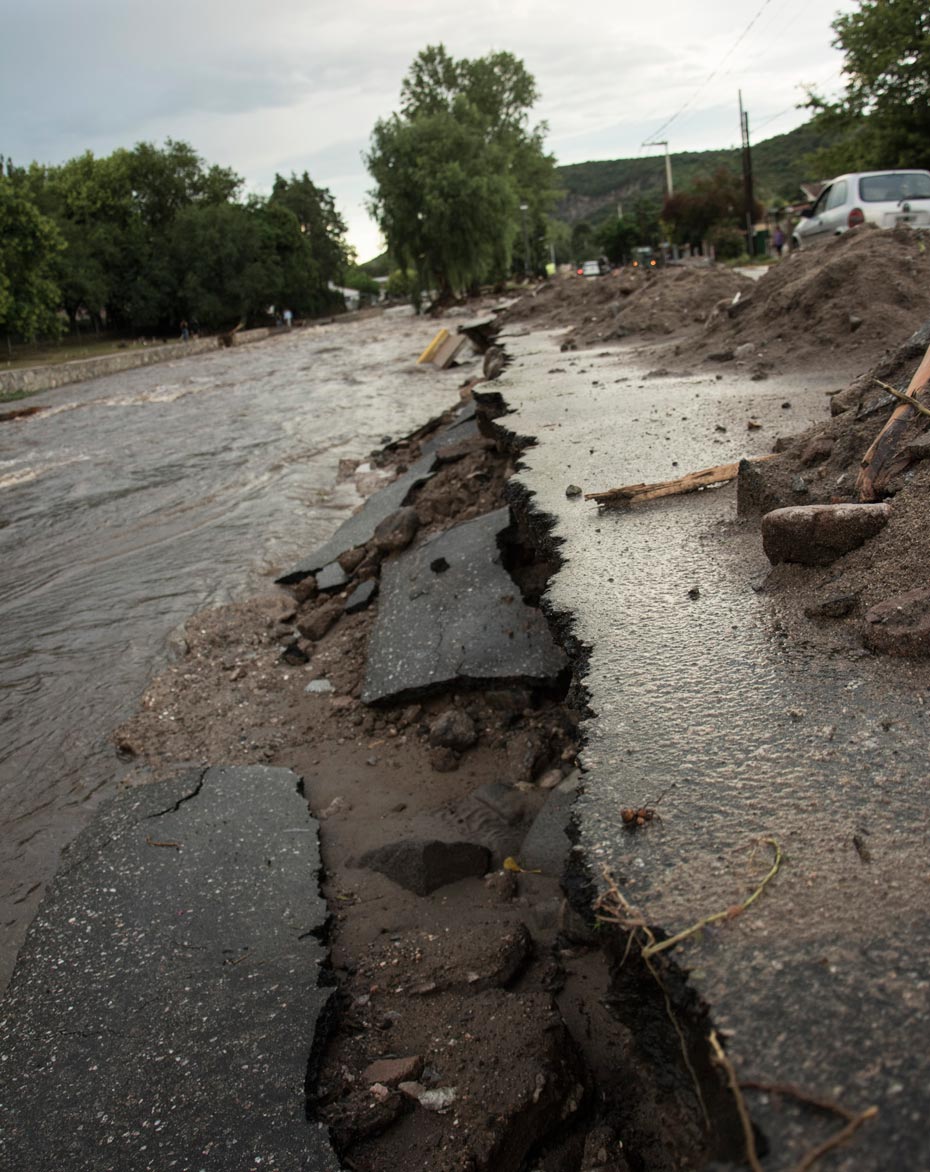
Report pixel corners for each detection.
[519,202,530,276]
[642,139,673,197]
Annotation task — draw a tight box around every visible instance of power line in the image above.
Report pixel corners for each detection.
[643,0,778,142]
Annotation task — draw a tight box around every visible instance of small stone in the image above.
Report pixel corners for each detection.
[791,475,809,495]
[359,839,491,895]
[373,506,420,553]
[805,594,858,619]
[747,419,762,430]
[800,435,835,466]
[849,314,863,332]
[280,641,309,665]
[537,769,563,790]
[319,797,349,820]
[429,709,478,751]
[296,598,342,641]
[687,586,700,600]
[428,746,459,773]
[565,484,583,498]
[292,575,318,604]
[430,556,450,573]
[734,342,755,358]
[361,1056,424,1087]
[305,678,334,695]
[419,1087,456,1112]
[338,547,367,573]
[398,1081,426,1100]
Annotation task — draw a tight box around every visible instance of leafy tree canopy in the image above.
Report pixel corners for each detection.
[807,0,930,172]
[0,176,65,340]
[366,45,557,299]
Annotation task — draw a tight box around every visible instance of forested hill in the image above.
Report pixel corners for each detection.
[555,119,836,225]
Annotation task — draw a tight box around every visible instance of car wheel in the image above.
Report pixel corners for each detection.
[790,235,801,252]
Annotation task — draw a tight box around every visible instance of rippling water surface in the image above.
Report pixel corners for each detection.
[0,315,455,986]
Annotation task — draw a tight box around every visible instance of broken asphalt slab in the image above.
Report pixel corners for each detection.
[492,331,930,1168]
[361,506,567,704]
[0,765,339,1171]
[277,451,436,584]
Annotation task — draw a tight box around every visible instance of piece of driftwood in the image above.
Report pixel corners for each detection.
[586,455,774,507]
[857,340,930,500]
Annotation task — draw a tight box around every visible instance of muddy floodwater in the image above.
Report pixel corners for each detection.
[0,315,454,988]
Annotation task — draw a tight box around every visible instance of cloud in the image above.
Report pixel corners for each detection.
[1,0,856,258]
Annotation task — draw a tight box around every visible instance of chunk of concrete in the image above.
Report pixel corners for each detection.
[277,452,435,584]
[317,559,349,592]
[762,502,891,566]
[373,505,420,552]
[359,838,491,895]
[0,766,339,1171]
[361,508,567,704]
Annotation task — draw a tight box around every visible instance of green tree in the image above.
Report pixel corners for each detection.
[366,45,556,300]
[807,0,930,172]
[597,215,640,264]
[661,167,761,250]
[269,172,351,311]
[0,176,64,340]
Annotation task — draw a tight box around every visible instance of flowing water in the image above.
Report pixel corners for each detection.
[0,315,455,987]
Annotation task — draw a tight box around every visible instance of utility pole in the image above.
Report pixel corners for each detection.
[642,139,673,197]
[739,91,755,257]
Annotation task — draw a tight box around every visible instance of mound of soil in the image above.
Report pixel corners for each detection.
[504,267,754,349]
[736,316,930,657]
[695,224,930,374]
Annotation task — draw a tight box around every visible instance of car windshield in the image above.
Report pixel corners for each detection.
[858,173,930,202]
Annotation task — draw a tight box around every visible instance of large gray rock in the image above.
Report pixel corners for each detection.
[0,766,339,1172]
[359,838,491,895]
[362,508,567,704]
[762,502,891,565]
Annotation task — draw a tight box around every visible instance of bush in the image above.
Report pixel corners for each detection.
[708,225,747,260]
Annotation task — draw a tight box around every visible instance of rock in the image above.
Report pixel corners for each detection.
[338,546,367,573]
[805,593,859,619]
[906,433,930,460]
[429,709,478,751]
[483,345,506,380]
[361,1056,424,1087]
[506,729,550,783]
[762,503,892,566]
[292,575,318,604]
[373,506,420,553]
[565,484,583,498]
[305,678,334,695]
[791,475,809,495]
[849,314,864,332]
[428,746,459,773]
[706,349,734,362]
[319,797,350,820]
[316,560,349,592]
[280,641,309,665]
[864,587,930,656]
[296,597,342,641]
[358,838,491,895]
[734,342,755,359]
[344,579,378,614]
[419,1087,456,1112]
[800,434,835,466]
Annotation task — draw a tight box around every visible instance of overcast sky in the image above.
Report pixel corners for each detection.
[2,0,857,261]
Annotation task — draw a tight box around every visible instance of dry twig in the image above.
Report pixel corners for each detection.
[710,1030,763,1172]
[873,378,930,420]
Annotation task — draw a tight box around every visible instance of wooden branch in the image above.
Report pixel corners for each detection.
[857,337,930,500]
[586,455,774,507]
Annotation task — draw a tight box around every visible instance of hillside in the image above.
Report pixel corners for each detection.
[555,119,836,226]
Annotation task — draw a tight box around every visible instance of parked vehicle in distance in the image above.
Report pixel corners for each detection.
[576,258,610,277]
[792,170,930,249]
[631,246,659,269]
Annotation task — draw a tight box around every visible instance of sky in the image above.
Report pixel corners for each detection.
[1,0,859,261]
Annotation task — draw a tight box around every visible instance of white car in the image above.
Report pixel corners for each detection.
[792,169,930,248]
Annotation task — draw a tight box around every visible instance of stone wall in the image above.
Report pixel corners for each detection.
[0,337,219,397]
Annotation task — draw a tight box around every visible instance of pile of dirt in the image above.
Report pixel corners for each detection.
[734,316,930,658]
[694,224,930,374]
[503,267,754,349]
